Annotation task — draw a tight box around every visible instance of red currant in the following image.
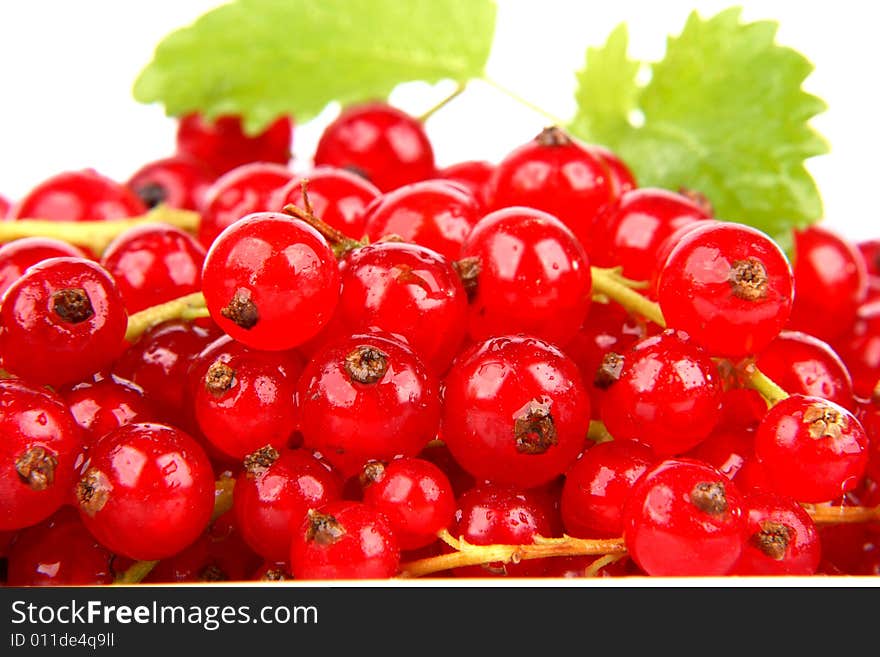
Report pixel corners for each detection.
[831,299,880,400]
[61,374,157,446]
[126,154,215,210]
[586,144,636,196]
[435,160,494,208]
[0,237,87,297]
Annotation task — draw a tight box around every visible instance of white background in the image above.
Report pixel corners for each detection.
[0,1,877,240]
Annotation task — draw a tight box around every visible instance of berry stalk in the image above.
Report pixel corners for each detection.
[590,267,666,327]
[124,292,208,343]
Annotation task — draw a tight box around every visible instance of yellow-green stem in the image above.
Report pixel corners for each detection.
[124,292,207,343]
[418,82,468,122]
[590,267,666,327]
[588,420,614,444]
[741,363,790,407]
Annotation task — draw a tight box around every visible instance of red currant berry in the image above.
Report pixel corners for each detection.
[0,380,84,531]
[101,223,206,314]
[685,426,756,483]
[734,489,820,575]
[0,194,10,218]
[754,394,869,502]
[858,239,880,277]
[176,113,293,176]
[441,335,590,488]
[586,144,636,196]
[0,237,87,297]
[197,162,295,247]
[290,500,400,579]
[201,212,340,351]
[657,221,795,358]
[1,257,127,387]
[622,458,747,576]
[126,154,216,211]
[460,206,592,347]
[298,333,440,477]
[251,561,293,582]
[10,169,146,222]
[6,508,114,585]
[788,226,867,343]
[591,188,711,282]
[271,166,380,238]
[599,329,723,455]
[361,457,456,550]
[335,241,467,373]
[314,102,435,192]
[831,300,880,400]
[449,483,557,577]
[435,160,494,208]
[486,126,614,248]
[75,423,215,560]
[61,374,156,446]
[362,180,482,261]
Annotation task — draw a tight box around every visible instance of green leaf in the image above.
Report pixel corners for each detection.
[570,7,829,239]
[134,0,497,133]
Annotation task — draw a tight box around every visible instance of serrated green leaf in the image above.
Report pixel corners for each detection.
[134,0,497,133]
[570,7,829,238]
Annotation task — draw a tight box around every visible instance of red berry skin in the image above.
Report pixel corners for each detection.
[560,440,656,538]
[591,188,711,282]
[10,169,146,222]
[460,206,592,348]
[435,160,494,208]
[362,180,482,261]
[335,241,468,374]
[271,166,380,238]
[314,102,435,192]
[233,448,343,562]
[0,194,10,218]
[6,508,114,586]
[189,335,303,459]
[487,127,614,249]
[201,212,340,351]
[126,154,216,211]
[1,257,127,387]
[600,330,723,456]
[290,501,400,579]
[0,237,87,297]
[622,458,747,576]
[61,375,157,446]
[831,300,880,400]
[441,335,590,489]
[197,162,295,247]
[685,427,756,483]
[450,484,557,578]
[101,223,206,314]
[788,226,867,343]
[657,222,795,358]
[858,239,880,277]
[755,330,855,410]
[75,423,215,561]
[298,333,441,477]
[754,395,869,503]
[734,490,820,576]
[0,380,84,531]
[176,113,293,176]
[586,144,637,197]
[361,457,456,550]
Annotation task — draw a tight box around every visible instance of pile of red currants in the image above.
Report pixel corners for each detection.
[1,102,879,584]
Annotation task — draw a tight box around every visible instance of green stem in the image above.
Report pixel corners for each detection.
[741,363,790,407]
[590,266,666,327]
[418,82,468,122]
[481,76,569,126]
[588,420,614,444]
[124,292,207,343]
[114,560,159,585]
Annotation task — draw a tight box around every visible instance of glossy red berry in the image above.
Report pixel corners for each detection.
[197,162,295,247]
[188,335,303,459]
[1,257,127,387]
[361,457,456,550]
[487,126,615,248]
[126,154,216,211]
[833,300,880,400]
[176,113,293,176]
[586,144,637,196]
[298,333,440,477]
[599,330,723,456]
[754,394,869,502]
[314,102,435,192]
[622,458,747,576]
[734,490,820,575]
[560,440,656,538]
[101,223,206,313]
[657,221,795,358]
[201,212,340,351]
[460,206,592,347]
[10,169,146,222]
[233,446,344,562]
[334,241,467,373]
[61,374,156,446]
[0,380,84,531]
[685,426,757,484]
[788,226,867,343]
[290,500,400,579]
[435,160,494,208]
[441,335,590,488]
[0,194,10,218]
[0,237,87,297]
[271,166,380,238]
[75,423,215,560]
[449,484,557,578]
[362,180,481,261]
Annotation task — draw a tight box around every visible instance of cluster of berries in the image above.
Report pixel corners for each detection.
[1,101,879,583]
